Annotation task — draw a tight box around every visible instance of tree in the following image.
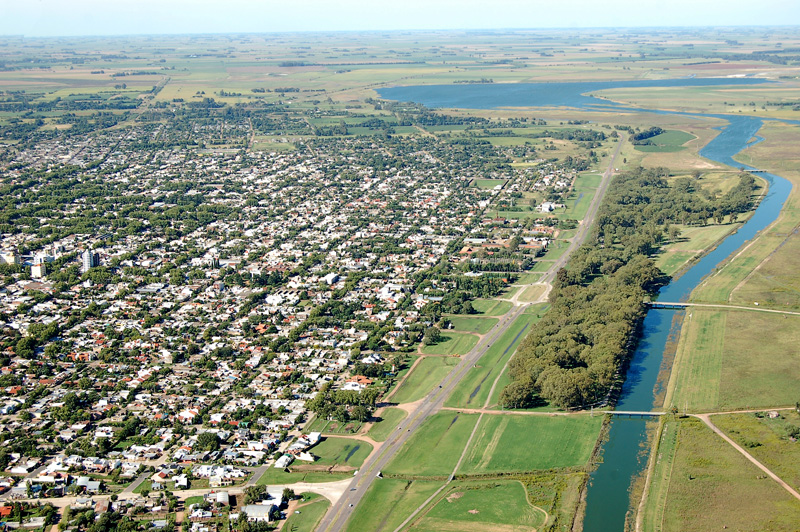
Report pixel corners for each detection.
[195,431,220,451]
[282,488,295,502]
[351,405,369,423]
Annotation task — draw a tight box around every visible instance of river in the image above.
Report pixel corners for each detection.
[379,80,794,531]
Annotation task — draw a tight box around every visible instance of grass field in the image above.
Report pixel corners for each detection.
[446,308,547,409]
[654,223,742,276]
[634,130,696,152]
[256,467,352,485]
[513,272,543,285]
[390,356,460,404]
[666,309,726,412]
[652,418,800,532]
[639,418,680,532]
[516,284,547,303]
[472,299,511,316]
[457,414,603,475]
[304,417,364,435]
[311,437,373,467]
[730,229,800,310]
[384,412,480,477]
[368,407,408,442]
[343,479,444,532]
[446,316,498,335]
[408,481,546,532]
[283,495,331,532]
[473,179,507,189]
[712,411,800,491]
[668,309,800,412]
[420,332,479,356]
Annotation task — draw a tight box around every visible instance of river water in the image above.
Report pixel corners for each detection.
[377,79,794,531]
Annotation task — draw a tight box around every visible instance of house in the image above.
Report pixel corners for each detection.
[274,454,293,469]
[172,474,189,489]
[240,504,279,523]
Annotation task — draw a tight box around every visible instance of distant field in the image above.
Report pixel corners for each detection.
[457,414,602,474]
[390,356,459,404]
[384,412,480,477]
[420,332,479,356]
[653,418,800,532]
[408,481,546,532]
[473,179,507,189]
[367,407,407,442]
[634,130,696,152]
[344,479,444,532]
[446,316,498,335]
[730,229,800,310]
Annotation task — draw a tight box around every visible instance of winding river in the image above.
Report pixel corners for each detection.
[379,79,795,530]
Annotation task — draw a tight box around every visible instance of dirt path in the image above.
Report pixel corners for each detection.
[694,413,800,502]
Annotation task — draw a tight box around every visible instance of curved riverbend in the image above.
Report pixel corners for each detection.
[377,80,794,531]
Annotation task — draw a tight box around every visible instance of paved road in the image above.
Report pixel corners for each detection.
[316,136,626,532]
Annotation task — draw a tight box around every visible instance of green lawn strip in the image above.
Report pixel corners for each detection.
[445,309,544,409]
[717,312,800,410]
[640,418,680,532]
[256,468,353,485]
[133,480,151,494]
[513,272,543,285]
[382,355,420,398]
[420,332,478,356]
[470,299,513,316]
[367,407,408,442]
[668,309,725,412]
[456,414,603,475]
[659,418,800,532]
[343,479,444,532]
[408,480,546,532]
[304,417,363,435]
[310,437,373,468]
[473,178,507,189]
[383,412,481,477]
[391,356,460,404]
[531,260,552,272]
[445,316,498,335]
[712,412,800,492]
[282,496,331,532]
[540,240,570,261]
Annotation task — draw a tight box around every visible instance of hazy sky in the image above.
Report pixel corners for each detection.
[2,0,799,37]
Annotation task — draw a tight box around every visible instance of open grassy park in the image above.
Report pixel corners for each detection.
[282,494,331,532]
[344,479,444,532]
[420,332,479,356]
[457,414,603,475]
[446,316,498,335]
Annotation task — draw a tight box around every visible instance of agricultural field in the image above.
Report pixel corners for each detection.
[383,412,480,478]
[367,407,408,442]
[457,414,603,475]
[645,418,800,532]
[390,356,460,404]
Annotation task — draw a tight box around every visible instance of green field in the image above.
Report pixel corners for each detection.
[311,437,373,467]
[516,284,547,303]
[668,310,800,412]
[731,229,800,310]
[634,130,696,152]
[368,407,408,442]
[390,356,460,404]
[513,272,543,285]
[713,411,800,491]
[420,332,479,356]
[650,418,800,532]
[282,495,331,532]
[654,223,743,276]
[408,481,546,532]
[304,417,364,435]
[457,414,603,475]
[473,179,507,189]
[256,468,353,485]
[469,299,513,316]
[384,412,480,477]
[344,479,444,532]
[446,316,498,335]
[446,308,547,409]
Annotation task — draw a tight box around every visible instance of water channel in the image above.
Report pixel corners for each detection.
[380,79,795,530]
